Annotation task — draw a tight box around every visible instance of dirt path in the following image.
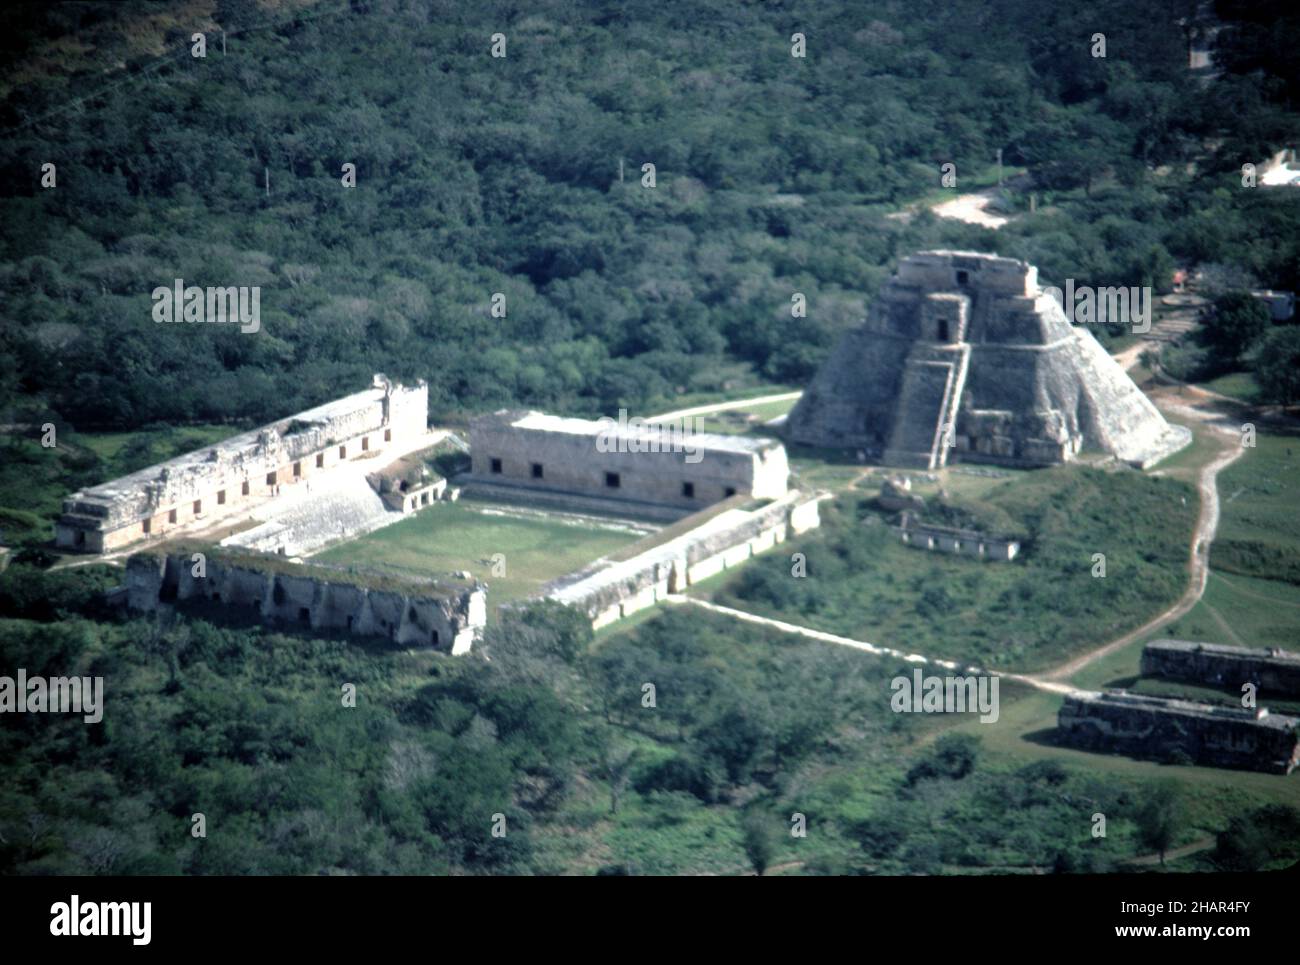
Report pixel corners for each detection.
[1124,837,1215,867]
[645,391,803,424]
[1038,393,1244,682]
[1212,572,1300,609]
[667,596,1075,696]
[930,189,1012,229]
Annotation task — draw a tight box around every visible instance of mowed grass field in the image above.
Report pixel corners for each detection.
[312,500,646,610]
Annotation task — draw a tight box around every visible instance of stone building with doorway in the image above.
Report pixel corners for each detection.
[467,409,790,517]
[55,374,427,554]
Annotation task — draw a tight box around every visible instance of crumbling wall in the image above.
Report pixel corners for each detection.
[125,550,484,655]
[1141,640,1300,697]
[1057,691,1300,774]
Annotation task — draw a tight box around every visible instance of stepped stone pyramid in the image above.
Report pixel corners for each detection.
[786,251,1191,469]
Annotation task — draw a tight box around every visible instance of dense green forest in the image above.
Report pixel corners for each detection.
[1,0,1298,432]
[6,577,1295,875]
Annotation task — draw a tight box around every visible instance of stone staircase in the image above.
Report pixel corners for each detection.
[222,468,399,557]
[882,344,970,469]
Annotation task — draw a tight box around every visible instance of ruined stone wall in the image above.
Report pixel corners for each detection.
[895,520,1020,561]
[1141,641,1300,697]
[125,549,484,655]
[1057,692,1300,774]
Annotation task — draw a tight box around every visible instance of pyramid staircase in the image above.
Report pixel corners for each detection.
[881,343,970,469]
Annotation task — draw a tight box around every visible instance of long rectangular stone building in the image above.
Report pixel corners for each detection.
[542,489,824,629]
[1058,691,1300,774]
[1141,640,1300,697]
[468,409,790,515]
[57,375,427,554]
[125,547,485,655]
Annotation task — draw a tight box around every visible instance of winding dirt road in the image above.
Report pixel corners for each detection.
[665,381,1249,694]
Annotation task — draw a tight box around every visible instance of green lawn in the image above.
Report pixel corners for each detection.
[1210,428,1300,586]
[313,500,647,610]
[1200,371,1258,403]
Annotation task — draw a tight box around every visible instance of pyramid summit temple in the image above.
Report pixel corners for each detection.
[786,251,1191,469]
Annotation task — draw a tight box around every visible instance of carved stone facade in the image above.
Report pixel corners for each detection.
[56,375,427,554]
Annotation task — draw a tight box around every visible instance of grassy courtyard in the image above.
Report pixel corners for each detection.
[313,499,648,610]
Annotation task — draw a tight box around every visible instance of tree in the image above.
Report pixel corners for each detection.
[741,812,777,876]
[1254,325,1300,405]
[1136,781,1183,866]
[1199,292,1270,368]
[597,739,639,816]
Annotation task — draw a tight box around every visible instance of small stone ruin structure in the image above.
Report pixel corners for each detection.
[125,547,485,655]
[1141,640,1300,697]
[1057,691,1300,774]
[893,511,1020,561]
[787,251,1191,469]
[877,476,926,512]
[366,449,448,513]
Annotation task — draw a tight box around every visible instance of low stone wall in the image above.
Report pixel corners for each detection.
[894,515,1020,561]
[543,490,825,629]
[1057,691,1300,774]
[125,549,485,654]
[1141,640,1300,697]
